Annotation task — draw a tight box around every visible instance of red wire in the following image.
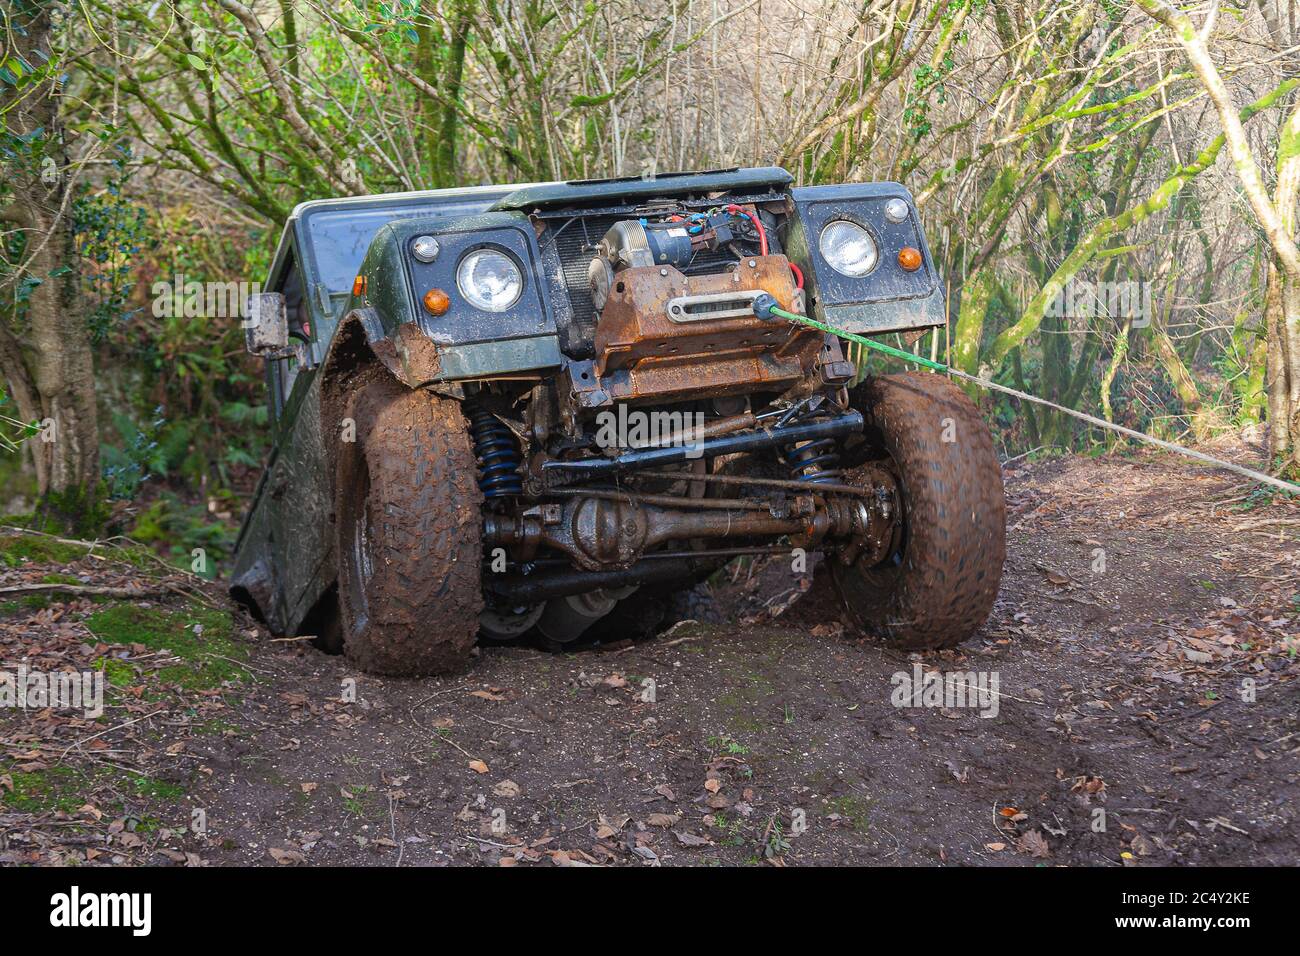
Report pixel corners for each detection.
[727,204,768,256]
[789,262,804,289]
[750,212,769,256]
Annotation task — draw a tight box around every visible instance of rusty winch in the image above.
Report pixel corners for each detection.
[572,205,840,407]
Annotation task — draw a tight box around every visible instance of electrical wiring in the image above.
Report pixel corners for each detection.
[725,203,768,255]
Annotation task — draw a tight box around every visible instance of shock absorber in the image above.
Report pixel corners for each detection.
[783,437,843,485]
[469,407,523,497]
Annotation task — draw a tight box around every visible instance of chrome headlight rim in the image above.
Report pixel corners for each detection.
[455,246,524,312]
[818,219,879,278]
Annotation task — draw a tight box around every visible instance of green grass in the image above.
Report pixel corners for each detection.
[0,532,93,567]
[713,647,776,735]
[0,766,87,814]
[828,794,872,833]
[711,811,748,847]
[0,595,51,614]
[0,531,156,571]
[96,656,138,689]
[129,775,185,801]
[341,784,379,819]
[0,765,187,815]
[192,717,241,737]
[40,571,83,585]
[86,603,248,690]
[706,734,751,756]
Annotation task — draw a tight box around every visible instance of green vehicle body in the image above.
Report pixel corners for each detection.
[230,167,949,643]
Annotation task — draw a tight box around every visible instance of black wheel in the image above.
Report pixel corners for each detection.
[335,376,484,675]
[830,372,1005,649]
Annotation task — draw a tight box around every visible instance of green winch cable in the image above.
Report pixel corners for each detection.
[768,304,948,372]
[762,302,1300,496]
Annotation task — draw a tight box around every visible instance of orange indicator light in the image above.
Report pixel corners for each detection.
[898,247,923,272]
[423,288,451,316]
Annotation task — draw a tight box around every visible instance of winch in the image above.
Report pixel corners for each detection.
[571,205,834,408]
[587,210,742,309]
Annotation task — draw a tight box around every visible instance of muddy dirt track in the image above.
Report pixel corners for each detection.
[2,444,1297,866]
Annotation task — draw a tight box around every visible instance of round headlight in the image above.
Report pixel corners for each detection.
[456,249,523,312]
[819,220,878,277]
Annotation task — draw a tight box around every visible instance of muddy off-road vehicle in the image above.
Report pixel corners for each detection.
[230,167,1006,675]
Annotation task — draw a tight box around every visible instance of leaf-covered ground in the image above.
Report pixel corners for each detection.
[1,444,1296,866]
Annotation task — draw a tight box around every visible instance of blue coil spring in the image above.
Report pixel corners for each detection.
[783,437,842,484]
[469,408,523,497]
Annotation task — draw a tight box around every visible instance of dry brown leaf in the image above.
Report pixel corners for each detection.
[1016,830,1051,859]
[673,831,712,847]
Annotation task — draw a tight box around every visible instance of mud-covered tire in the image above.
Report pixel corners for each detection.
[335,376,483,675]
[830,372,1005,649]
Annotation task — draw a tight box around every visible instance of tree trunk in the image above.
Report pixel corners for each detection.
[0,5,99,505]
[1268,97,1300,467]
[1139,0,1300,470]
[951,267,994,395]
[1101,317,1132,426]
[1152,281,1214,440]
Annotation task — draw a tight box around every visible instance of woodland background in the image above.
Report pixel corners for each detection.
[2,0,1298,571]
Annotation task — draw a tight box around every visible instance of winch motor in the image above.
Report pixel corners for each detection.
[587,211,742,311]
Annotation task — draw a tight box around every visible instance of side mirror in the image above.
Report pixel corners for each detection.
[243,292,291,357]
